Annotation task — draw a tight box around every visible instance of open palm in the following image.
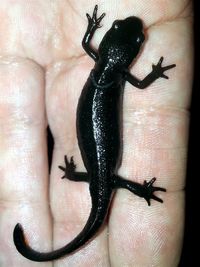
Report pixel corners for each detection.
[0,1,192,266]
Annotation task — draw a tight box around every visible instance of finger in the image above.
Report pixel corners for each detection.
[109,2,192,265]
[93,4,98,18]
[148,177,156,185]
[58,166,66,172]
[86,13,91,22]
[64,155,69,165]
[70,156,74,164]
[161,73,169,79]
[97,13,106,23]
[145,199,151,206]
[158,56,164,64]
[46,61,110,265]
[151,195,164,203]
[153,187,167,192]
[0,57,51,266]
[163,64,176,71]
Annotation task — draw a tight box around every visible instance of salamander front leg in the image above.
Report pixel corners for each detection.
[125,57,176,89]
[82,5,105,61]
[59,155,89,183]
[112,175,166,206]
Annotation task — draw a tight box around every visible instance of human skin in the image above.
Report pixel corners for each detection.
[0,1,193,267]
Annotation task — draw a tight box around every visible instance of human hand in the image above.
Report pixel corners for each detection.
[0,1,193,266]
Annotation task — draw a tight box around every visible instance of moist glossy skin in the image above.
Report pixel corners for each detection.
[13,5,176,262]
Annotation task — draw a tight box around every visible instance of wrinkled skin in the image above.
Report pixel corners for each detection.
[0,1,193,267]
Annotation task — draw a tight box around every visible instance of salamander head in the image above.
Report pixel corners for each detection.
[99,16,145,69]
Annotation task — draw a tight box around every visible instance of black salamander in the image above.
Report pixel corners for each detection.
[13,5,176,262]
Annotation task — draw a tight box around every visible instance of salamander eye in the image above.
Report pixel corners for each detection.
[136,33,145,44]
[113,20,120,29]
[136,37,141,43]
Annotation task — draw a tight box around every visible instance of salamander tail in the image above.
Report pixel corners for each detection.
[13,192,111,262]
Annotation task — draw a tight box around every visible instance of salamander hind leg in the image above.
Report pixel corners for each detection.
[112,175,166,206]
[59,155,90,182]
